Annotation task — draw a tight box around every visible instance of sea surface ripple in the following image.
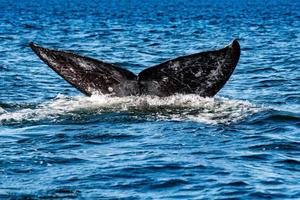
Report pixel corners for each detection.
[0,0,300,199]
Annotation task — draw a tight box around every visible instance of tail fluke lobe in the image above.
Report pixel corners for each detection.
[137,40,240,97]
[29,43,139,96]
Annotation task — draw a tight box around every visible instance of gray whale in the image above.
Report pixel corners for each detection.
[29,40,240,97]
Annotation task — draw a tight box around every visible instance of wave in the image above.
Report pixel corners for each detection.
[0,94,262,125]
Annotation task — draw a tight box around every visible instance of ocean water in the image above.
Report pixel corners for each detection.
[1,0,300,199]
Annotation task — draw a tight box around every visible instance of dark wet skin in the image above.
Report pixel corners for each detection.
[29,40,240,97]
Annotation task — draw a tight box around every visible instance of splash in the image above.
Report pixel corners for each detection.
[0,94,262,125]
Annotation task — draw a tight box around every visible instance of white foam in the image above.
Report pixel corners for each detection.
[0,106,7,114]
[0,94,263,125]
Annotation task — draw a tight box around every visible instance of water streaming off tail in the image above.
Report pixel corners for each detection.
[0,94,262,125]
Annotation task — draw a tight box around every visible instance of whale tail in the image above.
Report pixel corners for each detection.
[29,40,240,97]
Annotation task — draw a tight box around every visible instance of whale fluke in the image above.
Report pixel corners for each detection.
[30,40,240,97]
[29,42,139,96]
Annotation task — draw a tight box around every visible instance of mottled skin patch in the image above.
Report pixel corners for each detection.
[30,42,139,96]
[30,40,240,97]
[139,40,240,97]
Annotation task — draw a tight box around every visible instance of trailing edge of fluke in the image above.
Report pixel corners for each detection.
[29,40,240,97]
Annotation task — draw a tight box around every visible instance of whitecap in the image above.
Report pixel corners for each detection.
[0,94,263,125]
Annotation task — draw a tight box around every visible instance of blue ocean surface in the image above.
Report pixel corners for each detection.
[1,0,300,199]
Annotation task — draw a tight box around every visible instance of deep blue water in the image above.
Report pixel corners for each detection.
[1,0,300,199]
